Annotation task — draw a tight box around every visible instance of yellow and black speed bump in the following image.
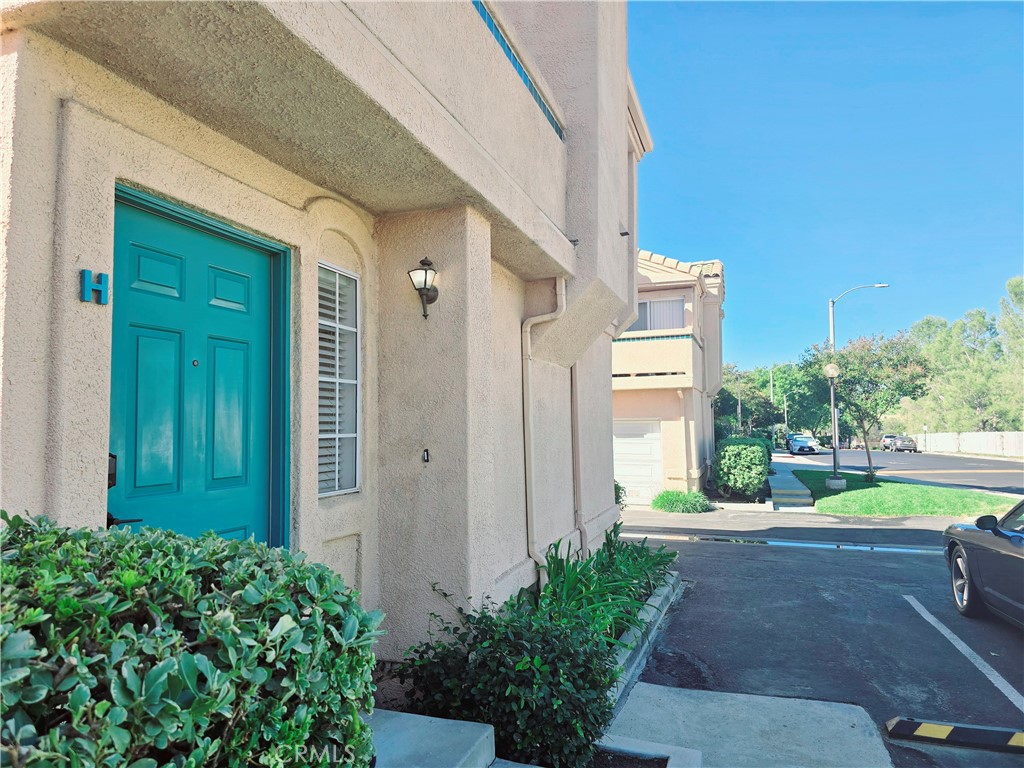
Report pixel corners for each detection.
[886,717,1024,754]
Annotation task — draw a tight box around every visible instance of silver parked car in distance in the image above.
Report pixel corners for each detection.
[789,436,821,455]
[890,435,919,452]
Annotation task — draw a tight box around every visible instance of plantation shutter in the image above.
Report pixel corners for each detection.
[318,265,359,494]
[626,298,685,333]
[647,299,685,330]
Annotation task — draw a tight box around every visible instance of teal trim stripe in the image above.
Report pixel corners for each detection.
[614,334,693,343]
[472,0,564,140]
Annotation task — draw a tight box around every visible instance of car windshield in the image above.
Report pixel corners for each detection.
[1001,502,1024,532]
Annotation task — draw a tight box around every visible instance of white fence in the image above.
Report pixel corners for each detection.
[912,431,1024,459]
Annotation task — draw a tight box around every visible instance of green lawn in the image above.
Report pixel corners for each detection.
[791,470,1014,518]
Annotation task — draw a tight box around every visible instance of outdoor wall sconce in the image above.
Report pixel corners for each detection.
[408,257,438,319]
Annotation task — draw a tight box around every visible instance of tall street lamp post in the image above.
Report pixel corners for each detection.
[827,283,889,491]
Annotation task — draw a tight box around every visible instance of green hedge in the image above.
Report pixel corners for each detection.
[398,524,676,768]
[712,437,771,498]
[399,600,616,768]
[0,514,383,767]
[651,490,714,514]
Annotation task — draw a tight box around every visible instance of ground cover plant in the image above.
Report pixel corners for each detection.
[712,437,771,498]
[651,490,714,514]
[0,514,383,768]
[792,471,1013,518]
[614,480,627,510]
[398,524,677,768]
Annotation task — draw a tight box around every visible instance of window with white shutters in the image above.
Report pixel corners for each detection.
[626,298,685,332]
[318,264,359,495]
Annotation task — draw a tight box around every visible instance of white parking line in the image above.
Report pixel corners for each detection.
[902,594,1024,715]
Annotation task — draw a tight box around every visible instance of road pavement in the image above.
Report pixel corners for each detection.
[787,449,1024,495]
[625,509,1024,768]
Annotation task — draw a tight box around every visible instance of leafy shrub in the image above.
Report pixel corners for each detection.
[614,480,627,510]
[651,490,714,514]
[591,523,677,606]
[536,522,677,644]
[712,437,771,498]
[399,600,616,768]
[397,524,676,768]
[0,514,383,768]
[536,542,644,643]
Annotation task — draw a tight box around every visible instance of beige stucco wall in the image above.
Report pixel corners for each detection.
[574,334,622,551]
[499,1,634,367]
[3,0,650,658]
[487,263,532,592]
[0,32,383,608]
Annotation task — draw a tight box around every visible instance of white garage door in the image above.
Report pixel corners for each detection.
[613,420,663,506]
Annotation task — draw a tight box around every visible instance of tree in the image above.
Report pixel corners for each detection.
[894,278,1024,433]
[785,360,834,439]
[803,334,929,474]
[998,276,1024,366]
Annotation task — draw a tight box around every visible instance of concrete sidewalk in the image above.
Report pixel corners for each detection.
[610,683,892,768]
[767,459,814,509]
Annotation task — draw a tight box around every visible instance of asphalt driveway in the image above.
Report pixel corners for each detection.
[624,511,1024,768]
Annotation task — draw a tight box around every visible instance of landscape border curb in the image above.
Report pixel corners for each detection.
[609,570,685,707]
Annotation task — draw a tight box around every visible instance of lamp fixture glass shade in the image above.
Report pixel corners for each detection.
[823,363,840,380]
[408,258,437,291]
[409,257,439,318]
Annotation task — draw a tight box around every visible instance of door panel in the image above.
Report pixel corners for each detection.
[208,338,249,487]
[130,328,182,495]
[110,199,273,542]
[613,420,663,505]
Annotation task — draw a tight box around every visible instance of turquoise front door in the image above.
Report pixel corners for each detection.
[108,193,277,542]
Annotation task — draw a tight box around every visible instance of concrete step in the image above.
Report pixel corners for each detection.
[368,709,495,768]
[773,498,815,508]
[771,488,812,497]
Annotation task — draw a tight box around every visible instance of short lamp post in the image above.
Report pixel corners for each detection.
[826,282,889,491]
[823,363,845,491]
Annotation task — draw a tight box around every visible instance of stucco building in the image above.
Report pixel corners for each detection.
[0,1,652,658]
[612,252,725,505]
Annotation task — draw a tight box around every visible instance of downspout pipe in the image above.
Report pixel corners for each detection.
[570,363,589,556]
[522,277,566,587]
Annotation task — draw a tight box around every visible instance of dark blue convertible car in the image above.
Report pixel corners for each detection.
[943,500,1024,629]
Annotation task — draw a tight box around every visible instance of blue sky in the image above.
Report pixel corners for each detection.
[628,1,1023,369]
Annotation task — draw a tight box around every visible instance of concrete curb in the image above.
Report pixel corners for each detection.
[609,570,684,707]
[597,733,702,767]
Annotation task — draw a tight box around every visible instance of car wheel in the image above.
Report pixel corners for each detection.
[950,544,985,617]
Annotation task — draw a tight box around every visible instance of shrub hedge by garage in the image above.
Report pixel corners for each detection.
[712,437,771,498]
[0,513,384,768]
